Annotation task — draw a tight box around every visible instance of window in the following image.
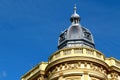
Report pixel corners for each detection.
[59,33,65,42]
[84,32,92,40]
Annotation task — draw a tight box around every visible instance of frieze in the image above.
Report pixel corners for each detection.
[47,61,107,77]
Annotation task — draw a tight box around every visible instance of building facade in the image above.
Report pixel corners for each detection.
[21,6,120,80]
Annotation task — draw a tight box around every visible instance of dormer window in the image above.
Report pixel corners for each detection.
[84,32,92,40]
[59,31,67,43]
[59,33,65,43]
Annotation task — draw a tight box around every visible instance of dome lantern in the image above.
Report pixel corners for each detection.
[70,5,80,24]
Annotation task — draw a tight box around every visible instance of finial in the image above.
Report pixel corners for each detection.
[74,4,77,14]
[70,4,80,24]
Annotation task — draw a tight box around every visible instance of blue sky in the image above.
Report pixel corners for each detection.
[0,0,120,80]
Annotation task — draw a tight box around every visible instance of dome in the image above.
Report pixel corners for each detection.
[58,6,95,49]
[67,24,82,39]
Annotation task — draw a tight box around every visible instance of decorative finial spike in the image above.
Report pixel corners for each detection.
[74,4,77,14]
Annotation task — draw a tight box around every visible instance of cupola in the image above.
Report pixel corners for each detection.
[58,5,95,49]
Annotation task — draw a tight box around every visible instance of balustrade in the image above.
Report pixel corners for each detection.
[49,47,105,63]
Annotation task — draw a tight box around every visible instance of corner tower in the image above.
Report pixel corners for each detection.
[45,6,120,80]
[21,5,120,80]
[58,5,95,49]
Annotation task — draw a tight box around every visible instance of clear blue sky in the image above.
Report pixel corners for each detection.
[0,0,120,80]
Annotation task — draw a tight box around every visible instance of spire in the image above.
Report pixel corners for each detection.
[74,4,77,14]
[70,5,80,24]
